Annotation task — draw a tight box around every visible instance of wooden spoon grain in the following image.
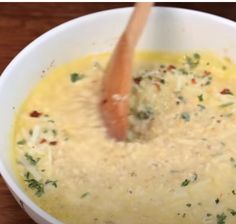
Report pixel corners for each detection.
[101,3,153,141]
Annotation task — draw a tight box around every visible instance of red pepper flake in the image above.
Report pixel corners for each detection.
[191,78,197,84]
[30,110,42,118]
[167,65,176,71]
[101,99,107,105]
[203,70,211,76]
[220,88,233,95]
[49,141,57,146]
[154,82,160,91]
[40,138,47,144]
[133,77,142,85]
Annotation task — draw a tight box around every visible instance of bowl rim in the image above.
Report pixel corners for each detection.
[0,6,236,224]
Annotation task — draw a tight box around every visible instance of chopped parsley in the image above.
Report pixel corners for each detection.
[136,108,153,120]
[43,128,48,133]
[24,172,44,197]
[179,68,188,75]
[204,76,212,86]
[70,73,85,83]
[230,157,236,167]
[177,96,185,103]
[232,190,236,195]
[52,129,57,137]
[192,173,198,181]
[45,180,58,188]
[186,53,200,69]
[24,173,58,196]
[24,153,40,166]
[206,213,212,217]
[180,112,190,122]
[181,173,198,187]
[215,198,220,204]
[216,213,227,224]
[197,104,206,111]
[29,129,33,136]
[159,79,165,84]
[17,139,26,145]
[186,203,191,207]
[80,192,90,198]
[227,208,236,216]
[198,94,204,102]
[181,179,190,187]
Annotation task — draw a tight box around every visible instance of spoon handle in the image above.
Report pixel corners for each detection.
[125,2,153,47]
[101,3,153,141]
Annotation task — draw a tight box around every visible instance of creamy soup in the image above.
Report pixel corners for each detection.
[13,52,236,224]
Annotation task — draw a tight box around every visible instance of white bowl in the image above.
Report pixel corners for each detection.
[0,7,236,224]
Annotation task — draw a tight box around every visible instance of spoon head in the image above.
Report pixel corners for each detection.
[101,94,129,141]
[101,47,133,141]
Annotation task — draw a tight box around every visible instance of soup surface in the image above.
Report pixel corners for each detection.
[13,52,236,224]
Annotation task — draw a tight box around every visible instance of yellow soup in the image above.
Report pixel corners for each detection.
[13,52,236,224]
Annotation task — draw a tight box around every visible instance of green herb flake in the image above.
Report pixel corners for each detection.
[29,129,33,136]
[24,172,44,197]
[181,173,197,187]
[197,104,206,111]
[52,129,57,137]
[70,73,85,83]
[215,198,220,204]
[160,79,165,84]
[43,129,48,133]
[181,179,190,187]
[180,112,190,122]
[232,190,236,195]
[192,173,198,182]
[186,53,200,69]
[186,203,191,207]
[227,208,236,216]
[230,157,236,168]
[17,139,26,145]
[202,76,213,86]
[216,213,227,224]
[25,153,40,166]
[80,192,90,199]
[136,108,153,120]
[24,171,30,179]
[219,102,234,108]
[45,180,58,188]
[179,68,188,75]
[198,94,204,102]
[178,96,185,102]
[222,66,227,70]
[206,213,212,217]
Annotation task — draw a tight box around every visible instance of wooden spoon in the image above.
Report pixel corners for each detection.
[101,2,153,141]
